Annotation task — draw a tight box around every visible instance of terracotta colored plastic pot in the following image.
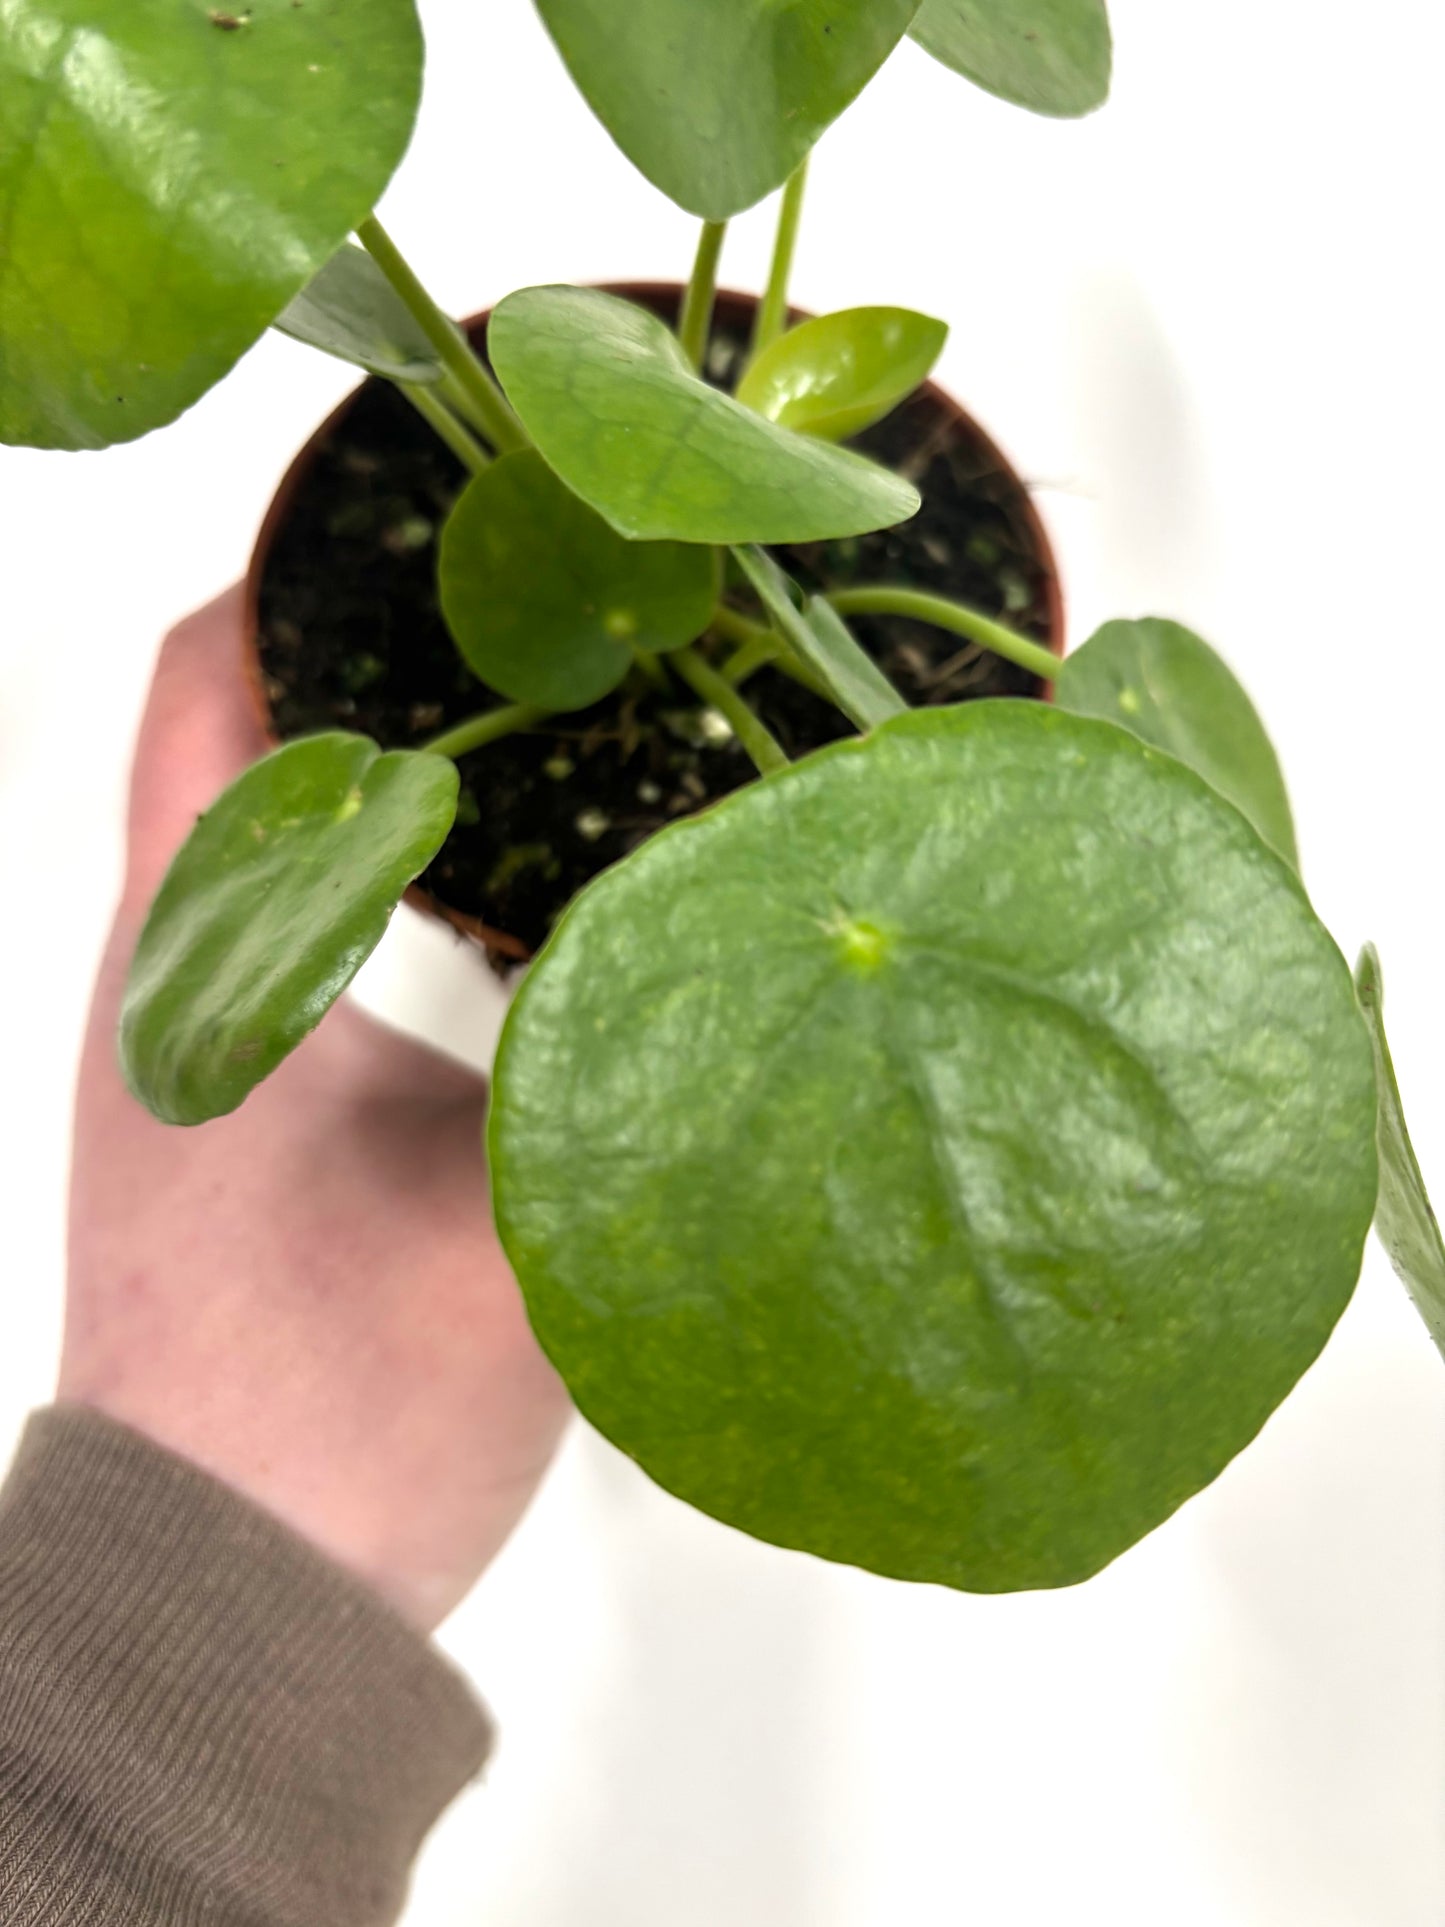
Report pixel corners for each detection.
[244,283,1065,963]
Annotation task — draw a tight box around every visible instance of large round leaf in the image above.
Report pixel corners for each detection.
[121,734,458,1127]
[439,451,720,709]
[737,308,949,443]
[533,0,920,220]
[0,0,423,450]
[491,702,1377,1593]
[1056,617,1299,869]
[911,0,1111,118]
[489,287,921,546]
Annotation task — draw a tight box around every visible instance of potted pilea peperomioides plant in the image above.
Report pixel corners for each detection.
[4,0,1443,1600]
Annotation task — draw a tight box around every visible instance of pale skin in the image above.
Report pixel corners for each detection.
[60,588,571,1632]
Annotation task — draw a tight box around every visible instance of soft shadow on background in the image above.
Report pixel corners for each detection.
[2,2,1442,1921]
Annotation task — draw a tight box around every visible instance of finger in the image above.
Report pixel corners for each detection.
[123,585,270,911]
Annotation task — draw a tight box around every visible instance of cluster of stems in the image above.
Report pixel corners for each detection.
[356,178,1058,784]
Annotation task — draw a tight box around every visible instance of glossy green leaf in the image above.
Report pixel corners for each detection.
[1354,945,1445,1356]
[911,0,1111,117]
[1056,618,1299,869]
[491,702,1377,1593]
[438,451,720,710]
[737,308,949,443]
[121,735,457,1127]
[0,0,422,450]
[736,546,905,731]
[489,287,921,546]
[275,242,440,384]
[533,0,920,219]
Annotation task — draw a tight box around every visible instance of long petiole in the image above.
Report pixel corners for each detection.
[679,220,729,371]
[668,645,789,776]
[436,365,505,443]
[711,603,772,651]
[401,381,490,474]
[713,601,780,681]
[720,632,779,686]
[826,587,1061,685]
[712,600,830,699]
[358,215,528,455]
[423,702,550,761]
[750,156,810,362]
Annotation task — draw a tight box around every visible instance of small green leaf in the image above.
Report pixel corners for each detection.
[737,308,949,443]
[121,735,457,1126]
[735,546,905,731]
[491,702,1376,1593]
[438,451,720,710]
[1056,618,1299,869]
[533,0,920,219]
[0,0,423,451]
[275,242,440,384]
[489,288,920,547]
[1354,945,1445,1357]
[911,0,1112,118]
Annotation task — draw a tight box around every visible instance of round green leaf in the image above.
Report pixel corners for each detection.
[736,308,949,443]
[275,242,440,384]
[121,734,458,1127]
[0,0,423,450]
[1354,945,1445,1357]
[492,702,1377,1593]
[533,0,920,220]
[439,451,720,710]
[489,287,921,547]
[911,0,1112,118]
[1056,617,1299,869]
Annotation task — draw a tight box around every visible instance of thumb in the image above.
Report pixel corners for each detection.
[122,586,270,915]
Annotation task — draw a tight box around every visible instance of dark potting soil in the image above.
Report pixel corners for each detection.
[257,292,1060,960]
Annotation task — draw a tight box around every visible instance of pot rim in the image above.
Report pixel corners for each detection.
[243,280,1067,963]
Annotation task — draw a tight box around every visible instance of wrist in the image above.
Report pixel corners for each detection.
[53,1374,454,1630]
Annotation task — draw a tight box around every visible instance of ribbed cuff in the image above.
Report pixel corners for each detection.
[0,1406,492,1926]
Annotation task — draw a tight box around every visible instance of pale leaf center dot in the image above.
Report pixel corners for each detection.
[835,918,892,974]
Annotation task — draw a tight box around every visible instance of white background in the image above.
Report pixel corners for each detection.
[3,1,1444,1920]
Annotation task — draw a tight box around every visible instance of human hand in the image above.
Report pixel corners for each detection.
[60,589,570,1631]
